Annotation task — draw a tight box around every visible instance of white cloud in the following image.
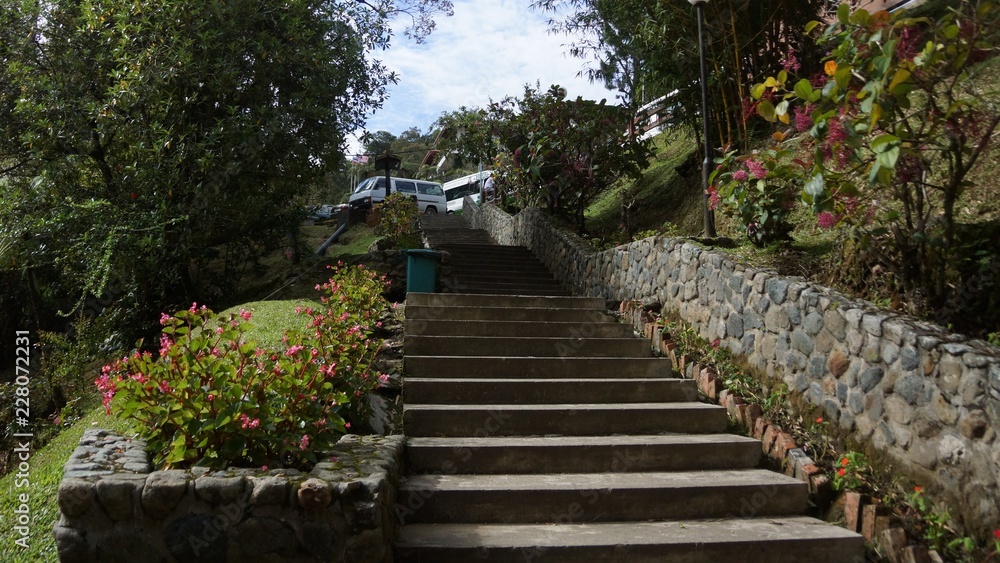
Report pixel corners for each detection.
[347,0,614,156]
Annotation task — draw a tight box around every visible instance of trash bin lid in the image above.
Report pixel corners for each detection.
[400,249,443,260]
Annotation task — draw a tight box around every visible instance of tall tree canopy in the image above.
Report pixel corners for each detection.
[0,0,451,354]
[532,0,833,151]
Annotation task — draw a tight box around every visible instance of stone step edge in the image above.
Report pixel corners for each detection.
[394,517,865,555]
[619,300,941,561]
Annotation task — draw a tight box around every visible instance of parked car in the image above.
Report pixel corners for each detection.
[443,171,492,214]
[313,204,336,219]
[348,176,446,214]
[306,203,347,220]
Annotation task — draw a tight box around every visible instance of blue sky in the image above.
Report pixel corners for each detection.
[346,0,615,155]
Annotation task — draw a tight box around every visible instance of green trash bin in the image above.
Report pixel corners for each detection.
[401,249,442,293]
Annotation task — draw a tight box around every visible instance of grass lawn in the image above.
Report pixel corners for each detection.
[585,129,702,238]
[0,407,139,563]
[216,299,321,351]
[0,223,380,563]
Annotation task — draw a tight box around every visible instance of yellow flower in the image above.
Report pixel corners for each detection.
[824,60,838,76]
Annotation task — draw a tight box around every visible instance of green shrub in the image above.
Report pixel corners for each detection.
[97,264,388,469]
[367,192,422,249]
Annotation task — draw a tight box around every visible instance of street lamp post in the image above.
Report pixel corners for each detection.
[373,151,401,199]
[689,0,717,238]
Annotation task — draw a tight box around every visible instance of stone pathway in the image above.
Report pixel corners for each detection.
[393,214,863,561]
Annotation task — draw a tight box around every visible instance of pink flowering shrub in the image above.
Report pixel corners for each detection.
[97,264,388,469]
[744,2,1000,322]
[710,142,798,247]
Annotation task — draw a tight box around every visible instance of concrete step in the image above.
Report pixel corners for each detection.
[404,378,696,405]
[404,336,651,357]
[436,243,534,253]
[402,402,726,437]
[444,259,550,272]
[452,279,564,290]
[396,469,808,524]
[445,284,566,295]
[404,434,762,474]
[394,517,866,562]
[404,306,615,323]
[448,271,560,284]
[440,286,570,296]
[404,356,672,378]
[404,319,633,338]
[444,253,548,265]
[405,293,603,310]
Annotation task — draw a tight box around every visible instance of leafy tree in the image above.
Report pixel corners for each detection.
[742,2,1000,331]
[532,0,832,153]
[0,0,450,355]
[440,84,652,232]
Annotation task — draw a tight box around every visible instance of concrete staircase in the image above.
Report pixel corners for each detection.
[394,216,864,562]
[421,213,568,296]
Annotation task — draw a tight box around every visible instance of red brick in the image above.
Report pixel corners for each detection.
[878,527,908,563]
[771,433,798,460]
[736,404,750,427]
[874,515,893,541]
[718,389,731,405]
[744,404,763,429]
[679,355,692,377]
[753,418,768,439]
[761,425,780,454]
[699,368,720,400]
[843,491,862,533]
[809,473,833,508]
[861,503,879,541]
[902,545,932,563]
[798,462,821,478]
[650,328,663,354]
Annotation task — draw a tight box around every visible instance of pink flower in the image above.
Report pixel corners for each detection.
[189,302,199,313]
[817,212,840,230]
[261,465,268,472]
[707,186,721,210]
[299,434,310,451]
[745,159,768,180]
[160,313,172,325]
[239,309,252,321]
[159,334,173,356]
[710,338,720,348]
[159,380,171,393]
[207,394,215,402]
[239,414,260,430]
[732,169,749,182]
[781,46,801,73]
[344,422,351,430]
[285,345,304,357]
[794,104,814,132]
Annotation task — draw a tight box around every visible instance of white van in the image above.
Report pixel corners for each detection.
[348,176,447,214]
[443,171,492,214]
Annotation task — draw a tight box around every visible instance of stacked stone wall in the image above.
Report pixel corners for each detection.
[467,201,1000,536]
[54,430,403,563]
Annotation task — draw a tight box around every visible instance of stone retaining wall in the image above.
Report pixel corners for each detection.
[466,201,1000,537]
[54,429,404,563]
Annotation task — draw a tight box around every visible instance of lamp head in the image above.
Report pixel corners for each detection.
[374,151,401,171]
[688,0,708,4]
